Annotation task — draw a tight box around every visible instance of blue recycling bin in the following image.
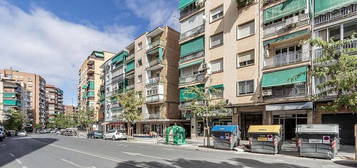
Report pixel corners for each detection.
[211,125,241,150]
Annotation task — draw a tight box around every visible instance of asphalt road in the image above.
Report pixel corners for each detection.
[0,134,355,168]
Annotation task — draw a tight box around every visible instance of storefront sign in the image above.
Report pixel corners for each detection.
[266,102,313,111]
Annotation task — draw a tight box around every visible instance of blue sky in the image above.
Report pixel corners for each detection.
[0,0,179,105]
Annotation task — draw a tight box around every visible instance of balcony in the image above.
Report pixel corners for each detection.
[314,39,357,58]
[264,51,310,68]
[179,73,205,86]
[148,40,164,51]
[264,14,309,37]
[263,84,307,99]
[146,94,164,103]
[315,3,357,26]
[126,54,135,61]
[146,77,160,85]
[179,50,204,63]
[148,113,160,119]
[126,84,135,90]
[180,25,204,42]
[179,2,204,20]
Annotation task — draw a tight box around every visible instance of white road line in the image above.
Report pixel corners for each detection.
[122,152,169,160]
[61,159,86,168]
[9,153,15,157]
[15,159,22,164]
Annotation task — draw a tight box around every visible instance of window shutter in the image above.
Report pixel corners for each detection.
[238,21,254,39]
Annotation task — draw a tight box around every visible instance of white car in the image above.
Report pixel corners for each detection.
[104,130,127,140]
[17,131,27,136]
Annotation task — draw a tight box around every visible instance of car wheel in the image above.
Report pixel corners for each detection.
[112,136,116,140]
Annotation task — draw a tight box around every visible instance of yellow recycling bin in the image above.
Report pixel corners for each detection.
[248,125,282,154]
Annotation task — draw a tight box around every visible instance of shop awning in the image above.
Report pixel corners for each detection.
[178,59,204,69]
[266,102,313,111]
[315,0,357,16]
[263,29,309,46]
[179,0,197,10]
[261,66,307,88]
[180,36,204,57]
[263,0,306,23]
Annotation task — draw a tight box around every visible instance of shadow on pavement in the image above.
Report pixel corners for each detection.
[333,160,357,168]
[0,136,57,167]
[114,157,310,168]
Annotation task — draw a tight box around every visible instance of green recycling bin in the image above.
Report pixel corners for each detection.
[165,125,186,145]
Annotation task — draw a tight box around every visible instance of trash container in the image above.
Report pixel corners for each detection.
[211,125,240,150]
[296,124,339,159]
[165,125,186,145]
[248,125,282,154]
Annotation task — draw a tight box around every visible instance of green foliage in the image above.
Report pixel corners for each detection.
[34,123,42,129]
[52,113,76,129]
[75,109,95,130]
[4,109,25,131]
[237,0,254,8]
[116,90,144,124]
[309,37,357,112]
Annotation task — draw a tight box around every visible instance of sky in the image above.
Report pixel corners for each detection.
[0,0,179,106]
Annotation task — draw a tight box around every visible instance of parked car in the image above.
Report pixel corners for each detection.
[63,128,77,136]
[104,130,127,140]
[7,130,17,136]
[87,130,103,139]
[17,130,27,136]
[0,130,5,141]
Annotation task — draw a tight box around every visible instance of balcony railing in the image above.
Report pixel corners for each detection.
[179,3,204,19]
[148,113,160,119]
[179,51,204,63]
[126,54,135,61]
[264,51,310,68]
[314,39,357,59]
[264,14,309,37]
[146,77,160,85]
[147,59,162,68]
[148,40,164,50]
[265,84,307,99]
[180,24,204,42]
[315,4,357,25]
[146,94,164,103]
[179,73,205,85]
[126,84,135,90]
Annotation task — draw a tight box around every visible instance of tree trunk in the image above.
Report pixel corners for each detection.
[206,117,210,147]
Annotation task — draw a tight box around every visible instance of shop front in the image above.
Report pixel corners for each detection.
[135,119,190,136]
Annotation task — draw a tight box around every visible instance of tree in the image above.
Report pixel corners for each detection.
[4,109,25,131]
[75,109,95,132]
[183,86,228,146]
[116,90,144,139]
[52,113,76,129]
[308,37,357,112]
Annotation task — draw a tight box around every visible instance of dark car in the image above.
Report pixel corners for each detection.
[87,130,103,139]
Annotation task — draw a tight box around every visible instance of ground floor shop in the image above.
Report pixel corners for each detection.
[135,119,190,137]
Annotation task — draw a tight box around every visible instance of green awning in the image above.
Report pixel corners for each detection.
[3,99,20,106]
[179,84,204,102]
[82,84,88,89]
[125,60,135,72]
[159,48,164,60]
[315,0,357,16]
[3,93,15,98]
[112,51,128,64]
[87,91,95,97]
[263,0,307,23]
[93,51,104,57]
[88,81,95,90]
[178,59,204,69]
[261,66,307,88]
[179,0,197,10]
[210,84,224,89]
[180,36,204,57]
[263,29,309,46]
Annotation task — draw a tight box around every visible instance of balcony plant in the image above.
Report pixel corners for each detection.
[237,0,254,9]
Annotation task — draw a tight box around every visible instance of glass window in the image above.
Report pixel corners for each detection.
[237,50,255,67]
[210,6,223,22]
[237,21,255,39]
[210,32,223,48]
[138,75,142,83]
[210,59,223,73]
[343,21,357,39]
[237,80,254,95]
[317,29,327,41]
[137,42,142,50]
[329,26,341,41]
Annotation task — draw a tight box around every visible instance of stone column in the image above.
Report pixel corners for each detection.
[190,115,197,138]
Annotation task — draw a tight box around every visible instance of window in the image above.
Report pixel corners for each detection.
[317,29,327,41]
[210,6,223,22]
[343,21,357,39]
[237,80,254,95]
[137,58,142,66]
[137,42,142,50]
[210,32,223,48]
[237,21,255,39]
[210,59,223,73]
[329,26,341,41]
[138,75,142,83]
[237,50,255,67]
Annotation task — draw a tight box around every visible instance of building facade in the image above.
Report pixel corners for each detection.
[0,69,47,127]
[101,26,183,135]
[78,51,114,130]
[45,85,64,122]
[64,105,76,116]
[312,0,357,145]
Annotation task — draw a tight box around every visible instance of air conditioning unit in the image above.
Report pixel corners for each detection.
[262,89,272,96]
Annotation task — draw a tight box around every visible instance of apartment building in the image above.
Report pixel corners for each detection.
[0,78,30,124]
[101,26,183,135]
[178,0,262,138]
[78,51,114,130]
[64,105,76,116]
[45,84,64,122]
[0,69,47,126]
[312,0,357,145]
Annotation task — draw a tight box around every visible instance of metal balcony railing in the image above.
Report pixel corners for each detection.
[179,3,204,19]
[148,113,160,119]
[146,94,164,103]
[265,84,307,99]
[264,14,309,37]
[126,54,135,61]
[264,51,310,68]
[314,39,357,59]
[179,73,205,85]
[315,4,357,25]
[179,51,204,63]
[146,77,160,85]
[180,24,204,42]
[148,40,164,50]
[147,59,162,68]
[126,84,135,90]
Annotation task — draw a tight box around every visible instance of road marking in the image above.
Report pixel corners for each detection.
[61,159,87,168]
[29,138,138,167]
[9,153,15,157]
[15,159,22,164]
[122,152,169,160]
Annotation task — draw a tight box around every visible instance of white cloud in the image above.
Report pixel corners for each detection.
[123,0,180,31]
[0,1,135,105]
